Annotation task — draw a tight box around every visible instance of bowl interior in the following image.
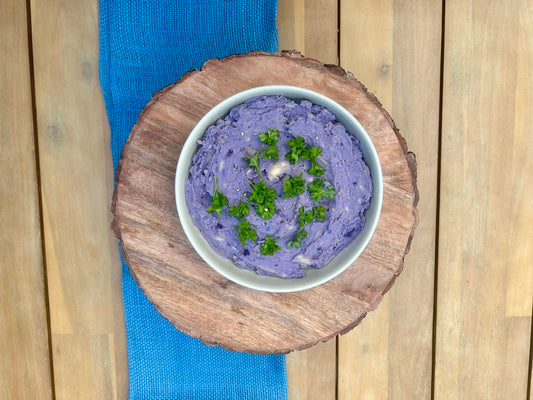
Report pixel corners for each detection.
[175,85,383,292]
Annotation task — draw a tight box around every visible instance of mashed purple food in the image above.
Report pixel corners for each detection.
[185,95,372,279]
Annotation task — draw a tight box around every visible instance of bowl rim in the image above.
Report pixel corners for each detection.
[175,85,383,292]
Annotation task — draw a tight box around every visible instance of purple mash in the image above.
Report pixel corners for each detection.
[185,95,373,279]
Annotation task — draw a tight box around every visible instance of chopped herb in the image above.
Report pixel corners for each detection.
[302,145,322,161]
[220,130,333,252]
[260,235,281,255]
[255,202,276,220]
[244,129,280,173]
[308,179,336,202]
[308,159,325,177]
[206,176,228,215]
[244,151,262,179]
[287,230,308,248]
[285,137,306,164]
[234,220,257,247]
[248,180,277,205]
[287,137,306,149]
[228,200,250,219]
[262,144,279,161]
[282,174,306,198]
[297,206,314,228]
[285,137,327,177]
[297,205,327,228]
[312,205,327,220]
[259,128,280,146]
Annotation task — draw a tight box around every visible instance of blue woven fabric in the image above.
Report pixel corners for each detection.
[99,1,287,399]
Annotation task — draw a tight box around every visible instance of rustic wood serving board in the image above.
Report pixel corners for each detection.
[112,51,418,354]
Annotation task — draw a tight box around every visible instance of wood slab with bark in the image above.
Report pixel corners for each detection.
[111,51,418,354]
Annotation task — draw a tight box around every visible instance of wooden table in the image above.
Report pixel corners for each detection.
[2,1,531,399]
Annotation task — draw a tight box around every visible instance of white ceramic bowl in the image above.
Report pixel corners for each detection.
[175,85,382,292]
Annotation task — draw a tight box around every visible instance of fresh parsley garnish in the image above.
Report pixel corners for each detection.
[259,128,280,146]
[206,176,228,215]
[213,129,336,255]
[285,137,326,177]
[312,205,326,220]
[285,137,306,164]
[248,180,277,205]
[297,205,327,228]
[287,230,308,248]
[282,174,306,198]
[244,151,263,179]
[308,159,325,177]
[297,207,315,228]
[302,145,322,161]
[305,144,326,176]
[255,202,276,220]
[234,220,257,247]
[247,181,277,220]
[260,235,281,255]
[244,129,280,175]
[308,179,336,202]
[262,144,279,161]
[228,200,250,219]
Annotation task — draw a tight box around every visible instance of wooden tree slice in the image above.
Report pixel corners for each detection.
[112,51,418,354]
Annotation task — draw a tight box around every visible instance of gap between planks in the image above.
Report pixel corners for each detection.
[431,0,447,398]
[25,0,57,398]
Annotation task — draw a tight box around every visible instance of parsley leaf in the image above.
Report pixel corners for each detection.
[287,230,308,248]
[297,206,314,228]
[228,200,250,219]
[259,128,280,146]
[288,137,306,149]
[255,202,276,220]
[262,144,279,161]
[206,176,228,215]
[285,137,306,164]
[308,159,325,177]
[312,205,326,220]
[248,181,277,205]
[260,235,281,255]
[245,129,280,172]
[244,151,262,179]
[234,220,257,247]
[302,145,322,161]
[308,179,336,202]
[300,144,325,176]
[248,181,277,220]
[297,205,327,228]
[282,174,306,198]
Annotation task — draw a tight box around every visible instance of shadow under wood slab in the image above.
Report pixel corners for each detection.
[111,51,418,354]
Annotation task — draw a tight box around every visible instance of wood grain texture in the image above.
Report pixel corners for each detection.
[435,0,533,398]
[387,1,441,397]
[278,0,339,65]
[112,52,418,354]
[277,2,339,398]
[29,0,128,398]
[338,0,441,398]
[338,1,395,396]
[286,341,336,400]
[6,1,533,399]
[0,1,53,399]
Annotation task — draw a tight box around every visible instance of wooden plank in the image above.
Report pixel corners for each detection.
[278,1,338,399]
[0,1,54,399]
[338,0,442,398]
[286,342,337,400]
[29,0,128,398]
[435,1,533,398]
[278,0,338,65]
[338,3,393,397]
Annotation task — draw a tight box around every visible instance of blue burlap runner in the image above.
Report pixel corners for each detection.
[99,1,287,398]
